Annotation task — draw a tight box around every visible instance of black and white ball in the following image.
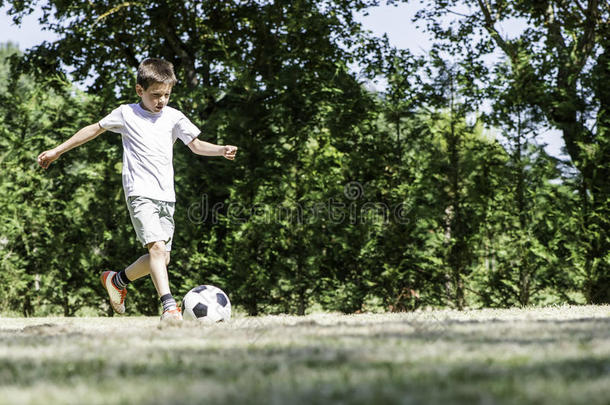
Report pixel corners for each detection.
[182,285,231,322]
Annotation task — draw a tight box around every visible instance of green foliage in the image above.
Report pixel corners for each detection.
[413,0,610,303]
[1,44,103,314]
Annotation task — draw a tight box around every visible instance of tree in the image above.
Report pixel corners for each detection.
[413,0,610,303]
[1,0,388,314]
[0,43,132,315]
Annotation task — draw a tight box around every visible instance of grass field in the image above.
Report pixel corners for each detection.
[1,306,609,405]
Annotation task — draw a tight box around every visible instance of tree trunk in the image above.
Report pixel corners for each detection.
[447,109,465,309]
[515,112,531,307]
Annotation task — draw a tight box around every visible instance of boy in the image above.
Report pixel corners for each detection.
[37,58,237,321]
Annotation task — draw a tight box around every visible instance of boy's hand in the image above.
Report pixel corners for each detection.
[223,145,238,160]
[37,149,60,169]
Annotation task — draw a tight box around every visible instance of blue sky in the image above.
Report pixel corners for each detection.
[0,3,429,52]
[0,3,564,158]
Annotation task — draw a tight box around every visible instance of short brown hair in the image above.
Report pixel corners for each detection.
[137,58,177,89]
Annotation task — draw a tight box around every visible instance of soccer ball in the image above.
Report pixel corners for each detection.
[182,285,231,322]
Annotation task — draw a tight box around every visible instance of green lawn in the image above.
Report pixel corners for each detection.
[1,306,609,404]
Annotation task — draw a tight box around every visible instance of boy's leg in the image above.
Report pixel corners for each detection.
[147,241,171,296]
[125,196,175,286]
[147,241,181,320]
[102,252,169,313]
[113,196,178,318]
[124,252,171,281]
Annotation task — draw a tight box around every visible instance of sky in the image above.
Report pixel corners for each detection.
[0,3,565,158]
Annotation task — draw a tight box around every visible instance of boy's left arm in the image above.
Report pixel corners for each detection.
[188,138,237,160]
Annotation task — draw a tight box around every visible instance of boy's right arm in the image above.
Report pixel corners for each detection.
[37,123,106,169]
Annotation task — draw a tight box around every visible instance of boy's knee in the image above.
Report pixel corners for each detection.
[147,241,166,257]
[165,252,171,266]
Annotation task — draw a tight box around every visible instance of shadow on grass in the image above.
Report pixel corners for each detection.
[297,316,610,345]
[1,314,609,404]
[1,340,608,382]
[0,346,608,405]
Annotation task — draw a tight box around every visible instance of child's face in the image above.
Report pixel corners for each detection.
[136,82,173,113]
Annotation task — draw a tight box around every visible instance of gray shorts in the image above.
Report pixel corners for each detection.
[126,196,175,251]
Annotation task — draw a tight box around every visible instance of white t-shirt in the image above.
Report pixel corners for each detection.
[99,103,200,202]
